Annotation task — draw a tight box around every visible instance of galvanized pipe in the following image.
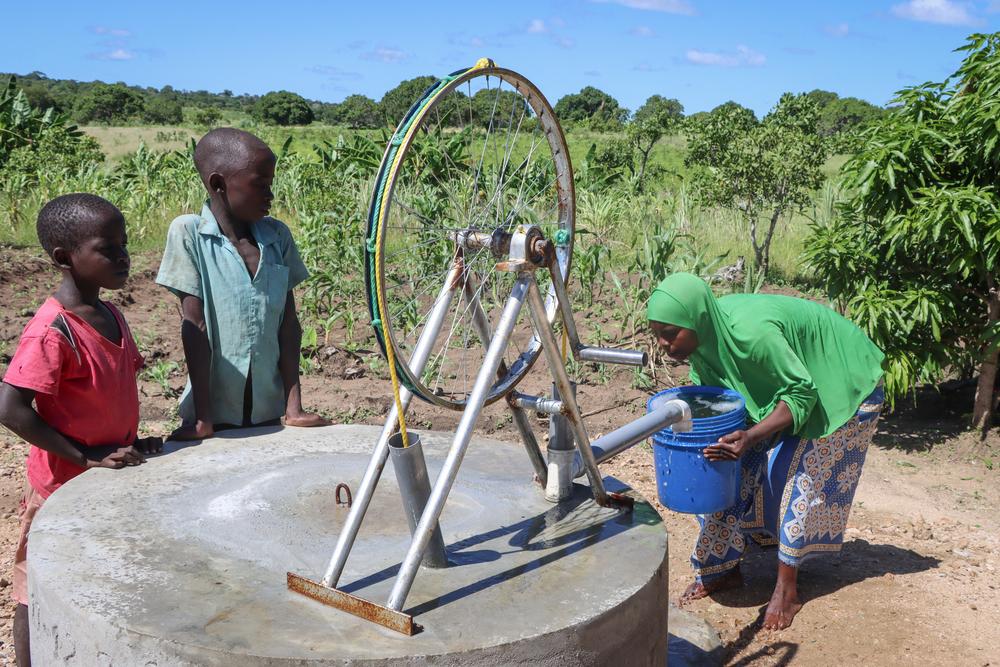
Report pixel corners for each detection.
[387,432,448,569]
[463,275,549,485]
[572,399,692,478]
[386,275,531,611]
[546,257,583,356]
[509,392,564,415]
[577,346,648,367]
[524,276,609,506]
[322,268,459,587]
[545,382,576,503]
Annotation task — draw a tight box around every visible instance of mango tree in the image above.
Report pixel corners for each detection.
[628,95,683,191]
[804,33,1000,435]
[686,94,827,275]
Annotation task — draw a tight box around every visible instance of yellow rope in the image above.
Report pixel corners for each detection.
[372,61,492,445]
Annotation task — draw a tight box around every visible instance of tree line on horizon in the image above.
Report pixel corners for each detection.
[3,70,883,136]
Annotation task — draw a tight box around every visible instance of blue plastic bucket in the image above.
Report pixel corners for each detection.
[647,386,746,514]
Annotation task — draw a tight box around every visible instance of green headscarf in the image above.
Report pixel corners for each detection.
[647,273,884,438]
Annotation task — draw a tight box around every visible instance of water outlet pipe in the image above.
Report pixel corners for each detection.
[572,399,692,479]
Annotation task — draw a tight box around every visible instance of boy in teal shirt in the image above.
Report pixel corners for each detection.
[157,128,329,439]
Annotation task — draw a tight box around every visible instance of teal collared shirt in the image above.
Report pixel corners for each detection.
[156,203,309,426]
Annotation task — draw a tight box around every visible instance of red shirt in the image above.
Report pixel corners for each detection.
[3,298,142,498]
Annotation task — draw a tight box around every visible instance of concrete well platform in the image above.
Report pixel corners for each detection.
[28,424,669,665]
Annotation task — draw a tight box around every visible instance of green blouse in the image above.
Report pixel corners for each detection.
[647,273,884,439]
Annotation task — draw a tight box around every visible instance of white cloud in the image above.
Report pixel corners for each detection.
[685,45,765,67]
[361,47,408,63]
[89,48,136,61]
[890,0,980,25]
[554,36,575,48]
[824,22,850,37]
[630,25,655,37]
[527,19,547,33]
[591,0,695,15]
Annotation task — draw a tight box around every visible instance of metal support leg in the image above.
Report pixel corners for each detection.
[463,274,548,485]
[386,275,531,612]
[322,267,459,587]
[523,275,610,506]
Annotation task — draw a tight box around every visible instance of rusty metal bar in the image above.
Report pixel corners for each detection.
[287,572,417,636]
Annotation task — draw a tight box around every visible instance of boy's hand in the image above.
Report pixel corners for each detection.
[89,446,146,469]
[169,420,214,442]
[134,436,164,454]
[283,410,332,428]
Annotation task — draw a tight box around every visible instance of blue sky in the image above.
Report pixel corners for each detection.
[3,0,998,116]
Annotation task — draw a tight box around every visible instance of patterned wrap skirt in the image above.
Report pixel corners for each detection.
[692,384,884,581]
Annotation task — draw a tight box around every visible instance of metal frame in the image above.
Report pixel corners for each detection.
[290,226,688,634]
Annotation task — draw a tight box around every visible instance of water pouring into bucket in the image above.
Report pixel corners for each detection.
[647,387,746,514]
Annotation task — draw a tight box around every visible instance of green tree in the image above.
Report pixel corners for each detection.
[143,96,183,124]
[805,89,884,136]
[803,33,1000,433]
[253,91,314,126]
[686,93,826,275]
[333,94,380,129]
[379,76,436,127]
[554,86,628,127]
[74,82,145,124]
[191,106,222,127]
[470,88,528,128]
[628,95,683,189]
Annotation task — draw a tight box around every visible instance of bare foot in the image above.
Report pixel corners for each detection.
[679,567,744,604]
[169,420,214,442]
[763,584,803,630]
[283,411,332,428]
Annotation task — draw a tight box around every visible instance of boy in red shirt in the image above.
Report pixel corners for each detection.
[0,193,162,667]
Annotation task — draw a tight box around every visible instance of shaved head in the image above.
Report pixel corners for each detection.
[37,193,123,257]
[193,128,275,186]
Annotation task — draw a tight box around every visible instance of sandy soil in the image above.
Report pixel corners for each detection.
[0,247,997,666]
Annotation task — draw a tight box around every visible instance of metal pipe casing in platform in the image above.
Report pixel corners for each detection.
[577,346,648,367]
[388,433,449,569]
[573,399,692,478]
[546,382,576,503]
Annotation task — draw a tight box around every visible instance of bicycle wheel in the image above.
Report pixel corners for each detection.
[365,61,574,410]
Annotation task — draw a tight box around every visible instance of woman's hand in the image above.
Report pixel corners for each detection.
[704,430,753,461]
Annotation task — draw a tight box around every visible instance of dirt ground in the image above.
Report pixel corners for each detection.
[0,247,998,666]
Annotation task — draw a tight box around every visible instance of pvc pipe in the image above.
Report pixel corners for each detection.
[572,399,692,479]
[388,433,448,569]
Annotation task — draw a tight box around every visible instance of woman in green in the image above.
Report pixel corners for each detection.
[647,273,885,629]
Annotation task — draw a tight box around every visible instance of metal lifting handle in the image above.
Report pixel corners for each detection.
[546,256,647,367]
